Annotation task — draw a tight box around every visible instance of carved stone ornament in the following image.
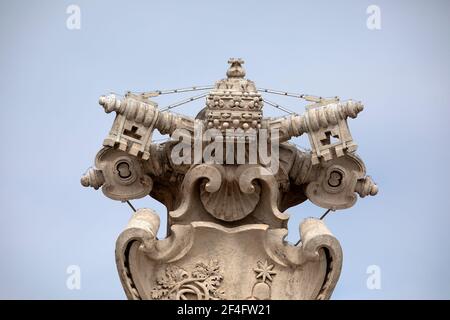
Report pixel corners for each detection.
[82,59,377,300]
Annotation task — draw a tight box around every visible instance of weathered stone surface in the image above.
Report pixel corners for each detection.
[82,59,377,299]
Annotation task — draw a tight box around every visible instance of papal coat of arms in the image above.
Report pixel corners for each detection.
[81,59,377,300]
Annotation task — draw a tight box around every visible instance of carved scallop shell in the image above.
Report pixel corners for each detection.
[200,179,260,222]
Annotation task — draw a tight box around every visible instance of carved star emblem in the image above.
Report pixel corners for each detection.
[253,260,276,283]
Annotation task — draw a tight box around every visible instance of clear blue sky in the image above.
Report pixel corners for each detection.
[0,0,449,299]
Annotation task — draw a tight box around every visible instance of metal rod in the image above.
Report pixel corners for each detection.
[262,99,297,115]
[135,85,214,97]
[258,88,305,99]
[292,208,334,246]
[320,208,333,220]
[126,200,137,212]
[258,88,339,104]
[160,92,209,112]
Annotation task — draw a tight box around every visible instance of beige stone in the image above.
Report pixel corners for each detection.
[82,59,377,300]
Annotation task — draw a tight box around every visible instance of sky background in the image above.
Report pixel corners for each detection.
[0,0,449,299]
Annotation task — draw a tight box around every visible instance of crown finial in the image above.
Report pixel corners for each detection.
[226,58,246,78]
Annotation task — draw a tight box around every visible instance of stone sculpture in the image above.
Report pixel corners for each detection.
[81,59,377,300]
